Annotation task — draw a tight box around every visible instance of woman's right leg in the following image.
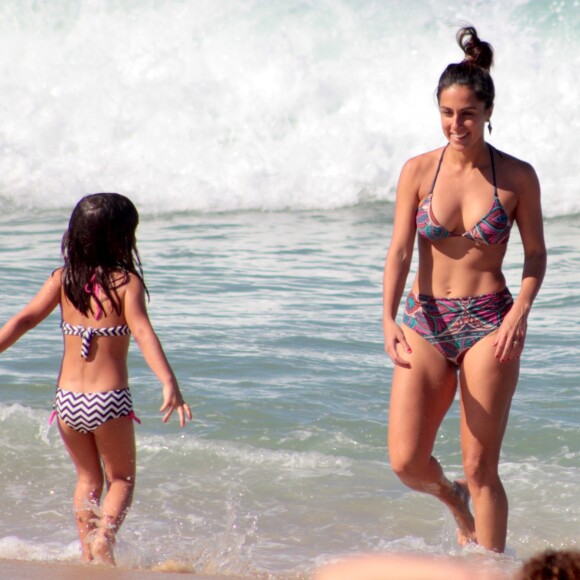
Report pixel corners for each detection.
[388,326,475,543]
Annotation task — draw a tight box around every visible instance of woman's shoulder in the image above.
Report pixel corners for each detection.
[492,146,537,175]
[398,147,446,194]
[403,146,445,173]
[491,145,539,190]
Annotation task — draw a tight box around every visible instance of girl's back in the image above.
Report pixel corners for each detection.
[58,267,136,393]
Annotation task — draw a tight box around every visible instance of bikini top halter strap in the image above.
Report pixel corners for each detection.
[428,145,448,194]
[489,143,498,196]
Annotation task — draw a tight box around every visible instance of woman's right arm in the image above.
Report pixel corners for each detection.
[0,271,61,354]
[383,158,422,368]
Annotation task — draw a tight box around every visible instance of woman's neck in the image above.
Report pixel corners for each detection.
[445,139,489,169]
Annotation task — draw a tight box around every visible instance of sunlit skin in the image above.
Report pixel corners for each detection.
[383,82,546,552]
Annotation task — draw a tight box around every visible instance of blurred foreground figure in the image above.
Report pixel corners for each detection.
[314,553,506,580]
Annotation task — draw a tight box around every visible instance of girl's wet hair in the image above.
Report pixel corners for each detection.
[436,26,495,109]
[61,192,148,317]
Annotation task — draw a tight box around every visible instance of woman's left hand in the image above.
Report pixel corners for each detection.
[492,305,528,363]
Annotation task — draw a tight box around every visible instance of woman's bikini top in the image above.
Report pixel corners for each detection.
[62,322,131,359]
[416,144,511,245]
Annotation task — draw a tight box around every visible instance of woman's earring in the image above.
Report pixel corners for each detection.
[488,120,493,135]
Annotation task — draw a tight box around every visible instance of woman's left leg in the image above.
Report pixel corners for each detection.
[459,334,520,552]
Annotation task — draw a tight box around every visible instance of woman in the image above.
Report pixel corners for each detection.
[382,27,546,552]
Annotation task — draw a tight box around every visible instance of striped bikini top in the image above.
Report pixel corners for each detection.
[416,144,511,245]
[61,322,131,359]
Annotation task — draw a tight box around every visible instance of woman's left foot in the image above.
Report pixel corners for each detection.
[450,480,477,546]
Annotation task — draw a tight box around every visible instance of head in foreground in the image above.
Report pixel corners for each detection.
[517,549,580,580]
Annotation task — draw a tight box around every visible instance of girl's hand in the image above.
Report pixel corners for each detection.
[492,305,528,363]
[160,383,192,427]
[384,319,412,368]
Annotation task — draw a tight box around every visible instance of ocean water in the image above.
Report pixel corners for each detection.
[0,0,578,578]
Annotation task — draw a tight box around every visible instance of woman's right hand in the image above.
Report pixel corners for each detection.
[383,319,412,368]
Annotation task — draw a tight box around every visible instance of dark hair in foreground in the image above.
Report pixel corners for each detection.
[61,192,148,317]
[518,549,580,580]
[437,26,495,109]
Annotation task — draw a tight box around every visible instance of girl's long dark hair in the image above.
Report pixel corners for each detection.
[61,192,148,317]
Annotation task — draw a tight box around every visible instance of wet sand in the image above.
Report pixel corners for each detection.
[0,558,249,579]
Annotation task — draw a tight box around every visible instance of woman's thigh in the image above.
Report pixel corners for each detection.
[459,332,520,466]
[388,326,458,466]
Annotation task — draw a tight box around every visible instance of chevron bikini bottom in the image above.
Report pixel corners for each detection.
[50,387,141,434]
[402,288,513,365]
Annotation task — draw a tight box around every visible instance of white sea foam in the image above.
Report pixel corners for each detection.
[0,536,79,562]
[0,0,578,215]
[139,433,354,477]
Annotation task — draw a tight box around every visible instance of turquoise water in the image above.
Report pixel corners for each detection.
[0,0,579,577]
[0,207,578,577]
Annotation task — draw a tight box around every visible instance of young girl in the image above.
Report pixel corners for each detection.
[0,193,192,565]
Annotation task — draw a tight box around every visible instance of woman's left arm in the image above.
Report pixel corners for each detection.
[494,162,547,362]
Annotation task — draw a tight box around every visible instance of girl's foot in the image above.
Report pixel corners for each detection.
[91,528,116,566]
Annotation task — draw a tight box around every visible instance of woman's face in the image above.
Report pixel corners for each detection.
[438,84,492,150]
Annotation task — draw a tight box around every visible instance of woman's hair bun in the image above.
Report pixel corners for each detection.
[457,26,494,71]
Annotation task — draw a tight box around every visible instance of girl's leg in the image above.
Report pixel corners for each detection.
[91,416,136,565]
[57,420,104,561]
[388,327,475,543]
[459,334,519,552]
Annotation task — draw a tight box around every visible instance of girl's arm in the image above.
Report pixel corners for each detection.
[383,158,421,368]
[123,274,192,427]
[493,162,547,362]
[0,271,61,353]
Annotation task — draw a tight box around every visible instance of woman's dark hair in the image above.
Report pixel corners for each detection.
[436,26,495,109]
[61,192,148,317]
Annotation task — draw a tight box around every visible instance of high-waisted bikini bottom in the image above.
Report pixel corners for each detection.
[402,288,513,365]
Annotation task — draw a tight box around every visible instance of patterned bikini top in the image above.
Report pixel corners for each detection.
[61,322,131,359]
[416,144,511,245]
